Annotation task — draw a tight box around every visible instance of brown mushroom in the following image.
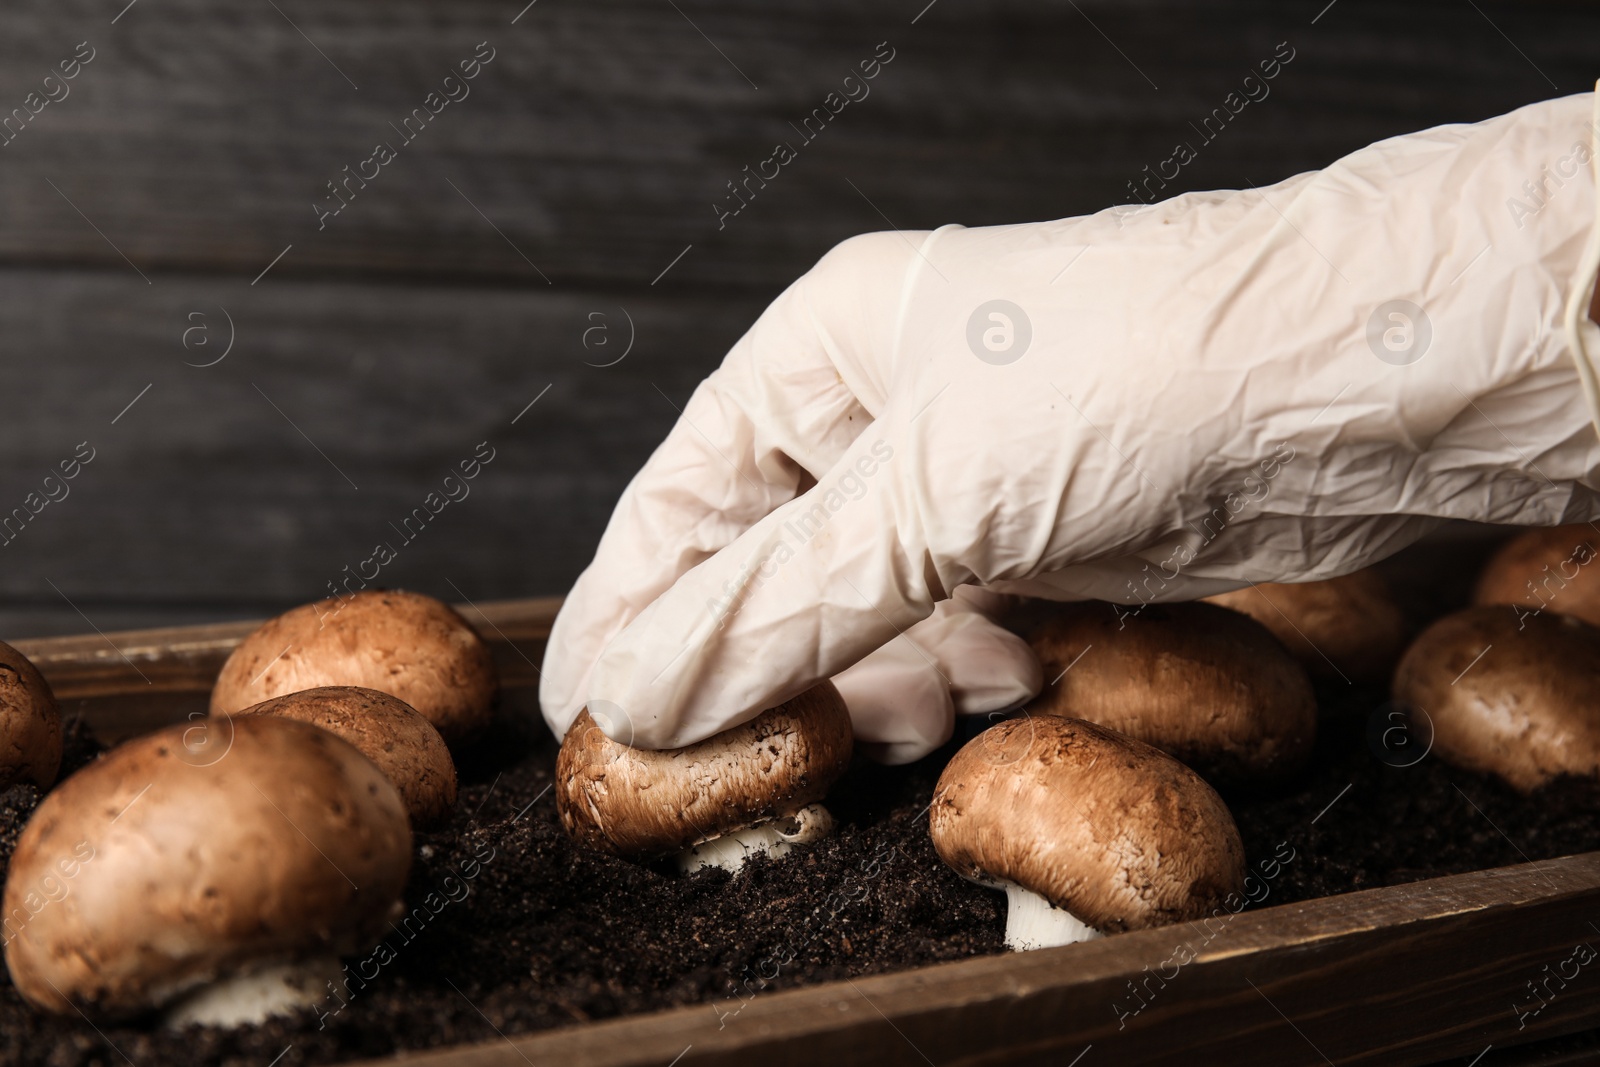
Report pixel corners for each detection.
[1392,604,1600,791]
[233,686,457,827]
[3,715,411,1025]
[210,589,497,743]
[0,640,61,790]
[930,716,1245,949]
[557,683,852,872]
[1021,601,1315,785]
[1473,524,1600,628]
[1203,569,1407,683]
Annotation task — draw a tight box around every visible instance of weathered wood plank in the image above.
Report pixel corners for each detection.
[10,595,558,701]
[0,268,764,630]
[1,0,1597,290]
[1453,1036,1600,1066]
[2,0,1597,635]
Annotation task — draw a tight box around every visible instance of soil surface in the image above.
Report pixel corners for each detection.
[0,674,1598,1066]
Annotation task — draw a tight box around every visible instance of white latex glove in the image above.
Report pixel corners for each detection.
[832,586,1041,765]
[543,89,1600,754]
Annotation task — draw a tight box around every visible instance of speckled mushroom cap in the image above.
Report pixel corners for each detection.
[1473,524,1600,627]
[1204,569,1407,684]
[1021,601,1315,785]
[3,715,411,1019]
[557,683,853,858]
[0,640,61,790]
[930,716,1245,932]
[1392,604,1600,791]
[210,589,497,743]
[233,686,458,827]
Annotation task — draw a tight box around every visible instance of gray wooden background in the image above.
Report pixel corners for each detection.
[1,0,1597,638]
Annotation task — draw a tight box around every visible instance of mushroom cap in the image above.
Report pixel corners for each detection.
[0,640,61,790]
[1204,569,1407,684]
[1022,601,1315,785]
[1392,604,1600,791]
[233,686,458,827]
[1473,524,1600,627]
[210,589,497,743]
[3,715,411,1019]
[556,683,853,859]
[930,716,1245,932]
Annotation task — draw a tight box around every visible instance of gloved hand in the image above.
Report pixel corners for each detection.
[542,90,1600,756]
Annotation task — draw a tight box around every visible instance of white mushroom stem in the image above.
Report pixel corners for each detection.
[163,957,343,1029]
[675,803,834,874]
[997,880,1104,951]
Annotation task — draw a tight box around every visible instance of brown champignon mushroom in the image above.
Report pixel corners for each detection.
[930,716,1245,950]
[1021,601,1315,786]
[2,715,411,1026]
[0,640,61,790]
[233,686,457,827]
[1473,524,1600,627]
[1203,569,1407,683]
[557,683,852,872]
[210,589,497,743]
[1392,604,1600,791]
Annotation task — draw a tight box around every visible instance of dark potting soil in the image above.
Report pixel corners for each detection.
[0,678,1597,1067]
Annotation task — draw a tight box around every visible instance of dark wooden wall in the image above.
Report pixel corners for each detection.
[2,0,1598,637]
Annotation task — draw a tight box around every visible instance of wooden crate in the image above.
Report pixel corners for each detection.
[12,599,1600,1066]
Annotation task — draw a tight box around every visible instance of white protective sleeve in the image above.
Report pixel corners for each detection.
[542,89,1600,754]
